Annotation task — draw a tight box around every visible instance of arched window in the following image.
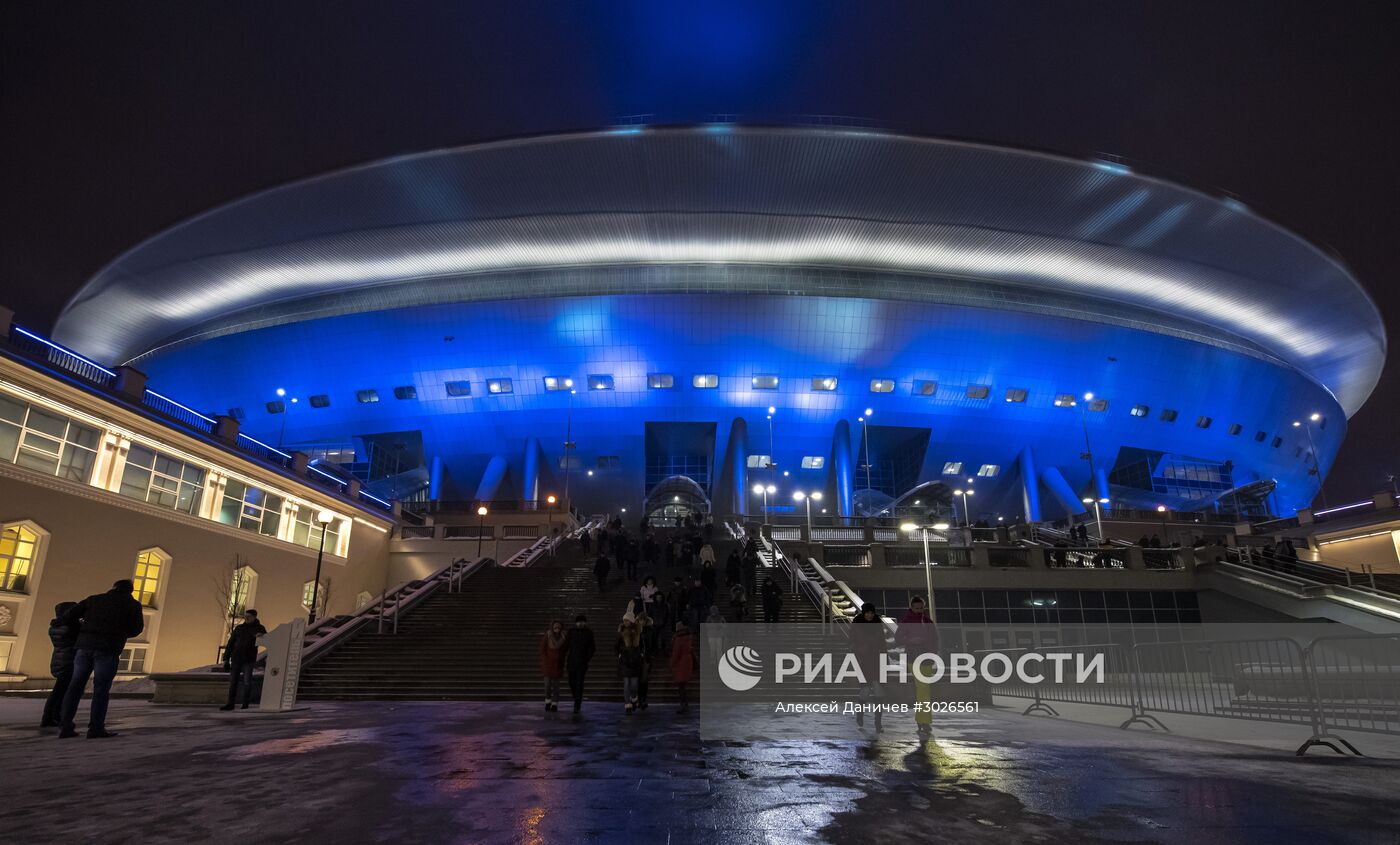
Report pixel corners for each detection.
[228,566,257,618]
[132,548,169,607]
[0,523,40,592]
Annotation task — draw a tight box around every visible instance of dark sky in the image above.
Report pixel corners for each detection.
[2,1,1397,502]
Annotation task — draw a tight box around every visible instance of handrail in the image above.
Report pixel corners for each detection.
[1205,560,1400,623]
[500,535,556,568]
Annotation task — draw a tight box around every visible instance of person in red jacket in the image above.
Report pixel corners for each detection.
[540,620,565,712]
[895,596,939,737]
[669,622,696,712]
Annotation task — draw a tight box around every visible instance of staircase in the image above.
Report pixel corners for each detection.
[300,538,824,700]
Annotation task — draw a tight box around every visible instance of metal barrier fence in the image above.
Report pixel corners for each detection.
[886,546,973,568]
[823,545,871,567]
[977,634,1400,755]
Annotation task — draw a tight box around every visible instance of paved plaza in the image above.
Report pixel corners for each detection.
[3,697,1399,844]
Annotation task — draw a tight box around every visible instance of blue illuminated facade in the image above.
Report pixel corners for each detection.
[130,290,1341,519]
[51,128,1384,519]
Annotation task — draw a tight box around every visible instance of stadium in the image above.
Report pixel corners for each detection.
[52,125,1386,522]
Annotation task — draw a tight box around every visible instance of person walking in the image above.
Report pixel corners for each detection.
[220,609,267,711]
[699,559,718,598]
[670,622,696,712]
[699,542,716,570]
[58,579,144,739]
[560,614,596,714]
[540,620,566,711]
[687,578,711,628]
[580,528,592,555]
[851,604,887,731]
[895,596,939,738]
[725,549,742,586]
[704,605,726,656]
[727,581,748,622]
[616,617,644,714]
[761,578,784,623]
[39,601,78,729]
[593,553,612,593]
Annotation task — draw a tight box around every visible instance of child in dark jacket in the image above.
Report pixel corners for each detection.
[40,602,78,729]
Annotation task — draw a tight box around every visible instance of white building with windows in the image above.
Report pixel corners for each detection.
[0,325,396,688]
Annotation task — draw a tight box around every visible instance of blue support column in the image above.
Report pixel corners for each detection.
[832,419,855,518]
[1018,447,1042,522]
[720,417,749,516]
[429,455,444,500]
[474,454,509,502]
[1040,465,1088,516]
[522,437,543,503]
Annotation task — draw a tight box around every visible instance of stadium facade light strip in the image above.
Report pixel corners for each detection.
[1313,500,1374,517]
[13,325,117,377]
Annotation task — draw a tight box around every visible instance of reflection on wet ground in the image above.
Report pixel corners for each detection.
[2,698,1397,844]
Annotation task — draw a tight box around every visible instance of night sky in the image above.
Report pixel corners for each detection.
[2,2,1397,502]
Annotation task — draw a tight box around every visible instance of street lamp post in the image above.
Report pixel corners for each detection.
[1081,497,1109,541]
[275,388,297,449]
[1156,504,1169,542]
[952,488,974,527]
[1078,392,1098,500]
[793,490,823,537]
[546,494,557,556]
[857,409,874,504]
[766,406,777,483]
[307,509,335,625]
[901,521,951,615]
[476,505,488,560]
[1293,413,1328,509]
[753,483,776,525]
[562,383,576,504]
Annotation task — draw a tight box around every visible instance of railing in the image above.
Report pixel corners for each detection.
[886,545,973,568]
[1227,547,1400,597]
[1045,546,1129,569]
[500,534,557,567]
[8,325,117,388]
[141,389,217,435]
[406,498,565,515]
[296,556,490,664]
[987,547,1032,568]
[1143,549,1187,570]
[400,525,435,540]
[812,528,865,541]
[822,545,871,567]
[979,634,1400,755]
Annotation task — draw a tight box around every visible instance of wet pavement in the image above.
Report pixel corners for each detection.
[3,697,1399,844]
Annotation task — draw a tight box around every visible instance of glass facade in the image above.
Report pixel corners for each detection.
[119,445,204,514]
[218,479,283,537]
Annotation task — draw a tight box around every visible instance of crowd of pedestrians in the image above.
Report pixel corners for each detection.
[540,514,790,715]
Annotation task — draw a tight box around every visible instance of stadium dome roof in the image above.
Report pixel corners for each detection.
[55,125,1385,414]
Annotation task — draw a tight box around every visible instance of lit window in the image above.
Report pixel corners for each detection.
[1196,416,1212,429]
[811,376,838,391]
[801,456,825,469]
[132,549,166,607]
[966,385,990,400]
[647,373,674,389]
[1130,404,1149,417]
[1254,430,1267,442]
[309,395,330,408]
[445,381,471,397]
[1088,399,1108,412]
[1005,388,1028,403]
[752,375,778,390]
[693,374,718,389]
[597,455,620,469]
[218,479,283,538]
[0,523,40,592]
[291,508,342,553]
[228,407,246,421]
[1160,409,1179,422]
[544,377,573,392]
[588,375,614,391]
[1271,436,1283,448]
[487,378,513,395]
[228,566,256,621]
[301,579,328,615]
[977,464,1000,478]
[265,401,285,414]
[1054,394,1076,407]
[117,646,147,674]
[0,394,100,483]
[356,389,380,404]
[118,445,204,514]
[392,386,416,401]
[942,462,963,475]
[913,380,937,397]
[870,379,895,393]
[746,455,772,469]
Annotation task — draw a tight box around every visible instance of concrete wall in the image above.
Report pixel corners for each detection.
[0,470,391,684]
[1317,532,1400,573]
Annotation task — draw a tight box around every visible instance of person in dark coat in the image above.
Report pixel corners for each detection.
[59,580,145,738]
[851,604,887,730]
[579,529,591,555]
[725,549,743,586]
[559,614,596,713]
[616,617,645,714]
[40,601,78,729]
[761,578,784,623]
[220,609,267,710]
[687,578,711,627]
[593,554,612,593]
[670,622,696,712]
